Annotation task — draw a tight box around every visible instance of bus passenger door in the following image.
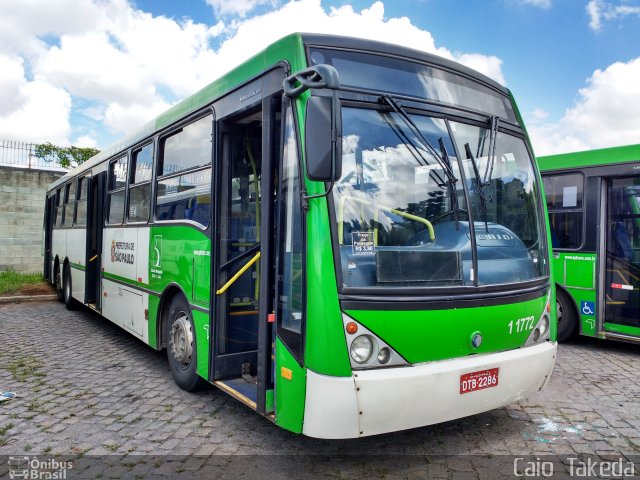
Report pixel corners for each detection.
[604,177,640,338]
[43,195,56,281]
[85,173,106,309]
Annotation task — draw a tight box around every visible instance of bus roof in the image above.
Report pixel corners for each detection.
[537,143,640,172]
[48,32,510,192]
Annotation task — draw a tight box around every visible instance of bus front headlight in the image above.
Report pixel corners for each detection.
[524,293,552,347]
[350,335,374,364]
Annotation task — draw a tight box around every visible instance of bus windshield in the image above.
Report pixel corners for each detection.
[333,107,546,289]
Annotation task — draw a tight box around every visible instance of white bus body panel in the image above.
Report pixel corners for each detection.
[67,228,86,301]
[51,229,67,266]
[101,227,149,342]
[303,341,557,439]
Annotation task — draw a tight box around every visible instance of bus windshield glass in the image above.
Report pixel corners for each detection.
[308,48,517,123]
[334,107,546,289]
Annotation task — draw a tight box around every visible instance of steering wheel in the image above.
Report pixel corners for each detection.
[430,209,469,224]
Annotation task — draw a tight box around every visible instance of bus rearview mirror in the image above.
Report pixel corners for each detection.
[304,95,342,182]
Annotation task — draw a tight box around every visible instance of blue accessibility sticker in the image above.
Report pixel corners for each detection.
[580,300,595,316]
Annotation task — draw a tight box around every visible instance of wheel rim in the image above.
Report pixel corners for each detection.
[64,273,70,301]
[56,268,62,291]
[170,313,193,368]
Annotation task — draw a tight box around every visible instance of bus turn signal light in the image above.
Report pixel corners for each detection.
[346,322,358,335]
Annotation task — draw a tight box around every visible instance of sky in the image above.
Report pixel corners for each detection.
[0,0,639,156]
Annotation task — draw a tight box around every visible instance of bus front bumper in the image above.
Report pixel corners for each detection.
[302,341,556,439]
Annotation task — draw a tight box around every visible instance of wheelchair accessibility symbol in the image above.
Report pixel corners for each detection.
[581,300,595,316]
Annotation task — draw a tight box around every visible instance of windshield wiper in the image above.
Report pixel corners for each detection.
[464,143,489,233]
[438,137,460,229]
[482,115,500,186]
[378,95,458,185]
[379,112,447,188]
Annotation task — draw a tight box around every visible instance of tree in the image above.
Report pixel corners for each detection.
[34,142,100,168]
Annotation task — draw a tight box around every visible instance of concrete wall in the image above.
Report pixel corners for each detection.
[0,166,64,273]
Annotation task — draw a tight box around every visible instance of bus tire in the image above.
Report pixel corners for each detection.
[63,264,77,310]
[54,261,64,303]
[556,288,577,342]
[165,295,204,392]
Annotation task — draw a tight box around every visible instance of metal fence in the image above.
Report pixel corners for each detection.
[0,139,69,171]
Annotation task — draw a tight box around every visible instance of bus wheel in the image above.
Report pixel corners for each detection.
[63,264,76,310]
[54,263,64,303]
[166,295,204,391]
[556,288,577,342]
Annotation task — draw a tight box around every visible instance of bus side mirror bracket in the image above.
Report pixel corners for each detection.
[284,64,342,202]
[284,65,339,97]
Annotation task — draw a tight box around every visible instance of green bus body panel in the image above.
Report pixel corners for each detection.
[274,337,305,433]
[297,92,352,378]
[347,296,549,364]
[552,253,598,337]
[604,322,640,337]
[192,310,210,379]
[147,225,211,377]
[148,295,160,349]
[538,143,640,172]
[147,225,211,308]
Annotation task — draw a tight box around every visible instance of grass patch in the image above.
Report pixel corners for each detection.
[0,271,47,295]
[0,422,14,435]
[7,355,45,382]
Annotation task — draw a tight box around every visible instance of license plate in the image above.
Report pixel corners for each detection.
[460,368,499,394]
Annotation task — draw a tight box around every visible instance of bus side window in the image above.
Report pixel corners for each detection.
[277,106,304,350]
[76,176,89,227]
[156,114,212,227]
[62,180,76,227]
[543,173,584,250]
[128,143,153,223]
[107,155,128,225]
[54,188,63,228]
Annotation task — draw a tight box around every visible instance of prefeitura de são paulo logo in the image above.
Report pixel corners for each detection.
[110,240,135,264]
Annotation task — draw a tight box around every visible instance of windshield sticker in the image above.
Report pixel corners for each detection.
[352,231,375,255]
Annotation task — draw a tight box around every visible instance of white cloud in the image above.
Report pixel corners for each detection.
[73,134,99,148]
[0,54,29,115]
[519,0,552,8]
[206,0,274,17]
[527,57,640,155]
[215,0,506,84]
[103,99,171,134]
[0,0,507,147]
[0,76,72,144]
[587,0,640,30]
[530,108,549,121]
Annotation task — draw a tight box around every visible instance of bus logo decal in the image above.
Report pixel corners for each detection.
[153,235,162,267]
[111,240,135,264]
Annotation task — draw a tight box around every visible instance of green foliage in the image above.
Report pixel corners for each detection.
[34,142,99,168]
[0,271,44,295]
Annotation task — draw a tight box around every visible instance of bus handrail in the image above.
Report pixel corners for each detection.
[337,194,435,244]
[216,251,261,295]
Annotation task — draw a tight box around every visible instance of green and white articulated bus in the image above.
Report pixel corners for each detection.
[538,144,640,344]
[43,33,556,438]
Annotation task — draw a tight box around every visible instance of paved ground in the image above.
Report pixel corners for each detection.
[0,300,639,478]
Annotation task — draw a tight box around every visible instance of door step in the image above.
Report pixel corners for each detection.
[214,378,258,410]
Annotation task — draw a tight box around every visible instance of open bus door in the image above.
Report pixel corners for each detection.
[210,74,283,415]
[43,194,56,282]
[602,177,640,340]
[85,172,106,309]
